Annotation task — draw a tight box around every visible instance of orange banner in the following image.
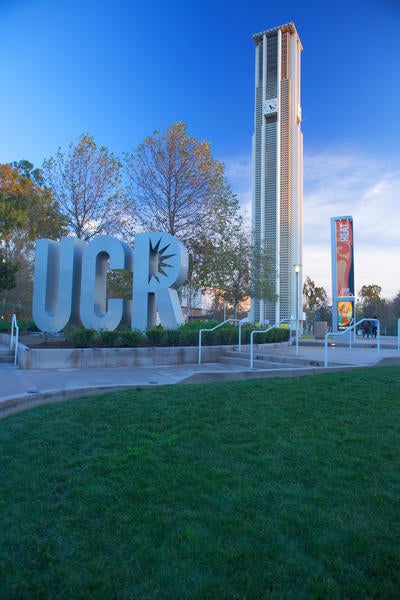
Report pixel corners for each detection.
[335,218,354,297]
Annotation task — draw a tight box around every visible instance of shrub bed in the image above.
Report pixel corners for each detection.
[62,322,290,348]
[1,319,290,348]
[0,319,39,333]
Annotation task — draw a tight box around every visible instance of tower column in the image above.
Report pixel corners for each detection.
[251,22,303,326]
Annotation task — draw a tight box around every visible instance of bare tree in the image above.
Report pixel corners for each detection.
[125,122,244,309]
[43,133,124,240]
[124,121,240,248]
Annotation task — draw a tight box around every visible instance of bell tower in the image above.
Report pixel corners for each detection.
[250,22,303,325]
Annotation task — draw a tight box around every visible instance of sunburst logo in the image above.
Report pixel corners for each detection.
[148,237,176,283]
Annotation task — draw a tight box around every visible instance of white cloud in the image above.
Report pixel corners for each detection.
[224,148,400,301]
[304,150,400,299]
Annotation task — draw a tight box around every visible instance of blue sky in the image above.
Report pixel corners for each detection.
[1,0,399,299]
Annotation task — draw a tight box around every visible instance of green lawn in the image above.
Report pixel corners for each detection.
[1,367,400,599]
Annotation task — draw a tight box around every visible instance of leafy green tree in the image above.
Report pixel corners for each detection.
[10,160,44,185]
[357,284,390,331]
[358,284,382,304]
[393,291,400,319]
[303,276,328,316]
[302,276,329,332]
[358,290,390,331]
[202,228,251,319]
[0,162,65,252]
[182,234,215,317]
[43,133,124,240]
[218,232,251,319]
[0,161,66,311]
[316,303,332,329]
[0,254,17,292]
[203,231,277,320]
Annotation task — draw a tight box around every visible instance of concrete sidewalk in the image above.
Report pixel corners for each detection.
[0,360,291,418]
[1,339,399,419]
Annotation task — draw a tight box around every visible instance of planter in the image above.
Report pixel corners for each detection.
[17,343,240,370]
[314,321,328,339]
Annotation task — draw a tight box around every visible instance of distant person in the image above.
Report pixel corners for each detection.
[362,320,371,339]
[371,316,378,339]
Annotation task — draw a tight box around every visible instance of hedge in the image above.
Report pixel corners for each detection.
[0,320,290,348]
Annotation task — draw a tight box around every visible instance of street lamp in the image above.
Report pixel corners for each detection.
[294,264,301,357]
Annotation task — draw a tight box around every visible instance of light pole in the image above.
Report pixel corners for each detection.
[294,264,301,357]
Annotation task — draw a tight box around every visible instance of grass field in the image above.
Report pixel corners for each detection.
[1,366,400,599]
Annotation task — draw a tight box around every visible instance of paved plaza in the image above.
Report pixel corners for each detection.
[1,338,399,419]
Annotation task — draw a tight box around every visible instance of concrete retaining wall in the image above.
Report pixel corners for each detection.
[0,333,11,346]
[17,343,239,370]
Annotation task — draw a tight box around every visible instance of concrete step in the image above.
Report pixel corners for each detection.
[220,350,323,369]
[0,347,14,364]
[217,355,289,370]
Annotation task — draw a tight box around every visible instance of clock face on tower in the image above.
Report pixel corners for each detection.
[263,98,277,115]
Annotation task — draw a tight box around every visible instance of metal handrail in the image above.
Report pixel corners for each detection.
[10,313,19,365]
[324,317,380,368]
[198,319,243,364]
[250,319,289,369]
[238,317,249,352]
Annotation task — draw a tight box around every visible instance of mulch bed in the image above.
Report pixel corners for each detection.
[19,335,74,349]
[25,342,75,349]
[18,335,148,349]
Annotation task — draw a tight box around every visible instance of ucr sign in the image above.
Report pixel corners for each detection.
[32,232,188,333]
